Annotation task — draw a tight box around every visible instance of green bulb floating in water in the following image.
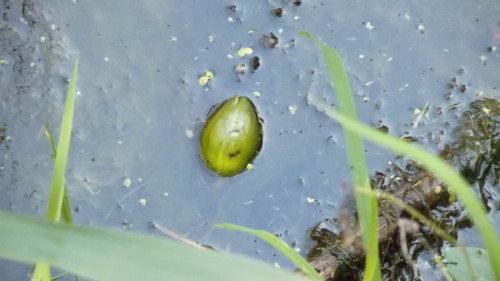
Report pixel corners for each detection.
[200,96,263,177]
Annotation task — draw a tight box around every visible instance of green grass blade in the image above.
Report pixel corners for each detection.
[60,190,73,225]
[0,212,307,281]
[30,263,50,281]
[298,31,380,281]
[213,223,322,281]
[46,57,78,222]
[307,95,500,280]
[44,121,73,225]
[51,272,69,281]
[33,58,79,281]
[44,121,57,157]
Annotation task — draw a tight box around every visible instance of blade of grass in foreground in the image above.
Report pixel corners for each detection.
[298,31,380,281]
[213,223,323,281]
[44,121,76,280]
[307,94,500,280]
[0,212,307,281]
[44,120,73,225]
[30,263,50,281]
[32,57,79,281]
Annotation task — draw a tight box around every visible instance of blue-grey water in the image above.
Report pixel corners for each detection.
[1,1,499,280]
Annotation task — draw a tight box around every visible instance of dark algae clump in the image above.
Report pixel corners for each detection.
[444,98,500,210]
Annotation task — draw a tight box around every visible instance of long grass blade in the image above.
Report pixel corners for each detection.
[298,31,380,280]
[45,57,78,222]
[213,223,323,281]
[32,58,79,281]
[307,94,500,280]
[0,212,306,281]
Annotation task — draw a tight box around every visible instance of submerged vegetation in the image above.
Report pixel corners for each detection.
[0,33,499,281]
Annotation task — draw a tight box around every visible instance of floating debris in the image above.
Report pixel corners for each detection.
[250,56,260,71]
[412,104,429,128]
[458,84,466,93]
[262,33,278,48]
[272,7,283,17]
[480,54,487,64]
[184,128,194,139]
[418,23,425,34]
[234,63,247,74]
[122,178,132,188]
[363,21,375,30]
[307,166,448,279]
[121,221,132,229]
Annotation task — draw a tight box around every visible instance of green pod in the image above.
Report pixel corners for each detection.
[200,96,263,177]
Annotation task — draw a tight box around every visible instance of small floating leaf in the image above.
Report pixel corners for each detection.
[199,71,214,86]
[200,96,263,177]
[237,47,253,58]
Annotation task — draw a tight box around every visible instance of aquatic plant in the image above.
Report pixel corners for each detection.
[200,96,263,177]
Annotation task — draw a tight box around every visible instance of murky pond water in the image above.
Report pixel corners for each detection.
[1,1,499,280]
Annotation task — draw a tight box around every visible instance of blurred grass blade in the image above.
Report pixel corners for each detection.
[298,31,380,281]
[51,272,69,281]
[30,263,50,281]
[51,272,80,281]
[307,94,500,280]
[44,120,73,225]
[213,223,322,281]
[0,212,306,281]
[46,57,78,222]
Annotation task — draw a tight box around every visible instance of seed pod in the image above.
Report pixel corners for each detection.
[200,96,263,177]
